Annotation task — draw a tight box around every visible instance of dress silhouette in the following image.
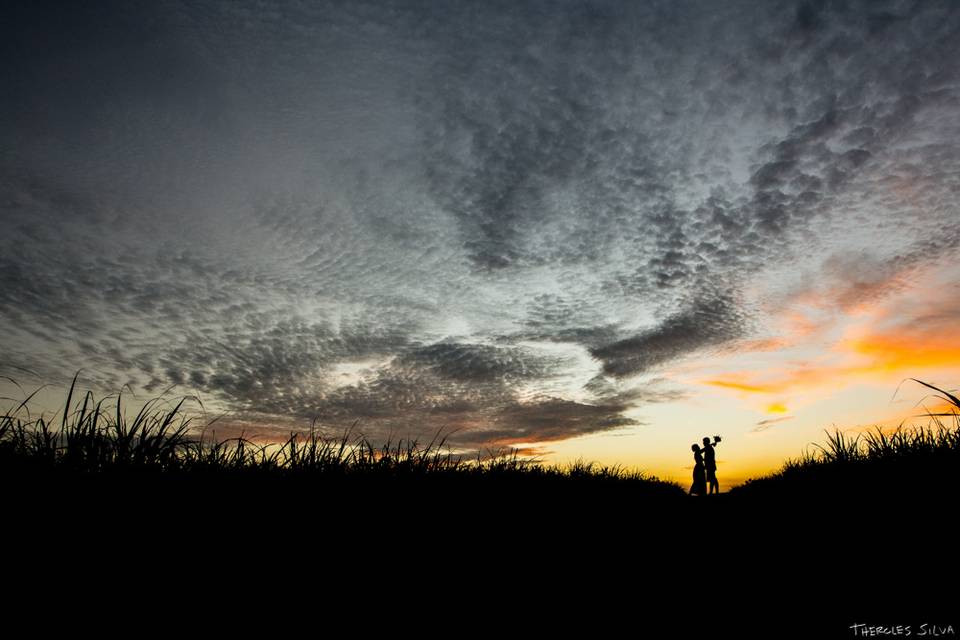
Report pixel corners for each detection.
[702,436,720,494]
[689,444,707,496]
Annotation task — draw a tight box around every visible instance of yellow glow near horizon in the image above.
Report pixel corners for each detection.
[530,261,960,491]
[2,263,957,495]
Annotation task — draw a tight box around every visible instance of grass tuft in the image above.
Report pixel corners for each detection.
[732,378,960,499]
[0,374,682,497]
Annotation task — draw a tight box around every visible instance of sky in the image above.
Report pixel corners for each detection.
[2,0,960,487]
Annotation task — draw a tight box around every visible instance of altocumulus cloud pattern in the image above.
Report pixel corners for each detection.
[1,0,959,451]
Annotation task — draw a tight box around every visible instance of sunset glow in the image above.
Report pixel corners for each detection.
[2,1,959,491]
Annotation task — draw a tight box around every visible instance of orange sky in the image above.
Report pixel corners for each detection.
[2,257,957,493]
[526,259,960,489]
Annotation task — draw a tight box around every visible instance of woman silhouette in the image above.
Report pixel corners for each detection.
[689,444,707,496]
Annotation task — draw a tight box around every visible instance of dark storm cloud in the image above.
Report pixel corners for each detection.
[2,0,959,445]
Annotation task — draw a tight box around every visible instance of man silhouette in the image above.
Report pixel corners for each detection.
[702,436,720,494]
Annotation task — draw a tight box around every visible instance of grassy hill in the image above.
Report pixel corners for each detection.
[4,374,958,504]
[728,379,960,504]
[4,375,955,633]
[1,373,684,498]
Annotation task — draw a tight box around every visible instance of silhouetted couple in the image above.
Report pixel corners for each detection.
[690,436,721,496]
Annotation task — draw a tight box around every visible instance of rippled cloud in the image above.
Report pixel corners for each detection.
[2,0,959,449]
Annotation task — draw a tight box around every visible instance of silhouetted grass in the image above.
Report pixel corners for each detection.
[6,374,959,511]
[0,373,683,500]
[730,378,960,501]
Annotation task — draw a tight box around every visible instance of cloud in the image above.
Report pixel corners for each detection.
[704,263,960,397]
[752,416,794,433]
[478,396,641,447]
[2,0,959,449]
[393,342,561,385]
[588,289,751,378]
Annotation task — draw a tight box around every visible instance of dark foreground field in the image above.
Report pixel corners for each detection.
[3,376,957,636]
